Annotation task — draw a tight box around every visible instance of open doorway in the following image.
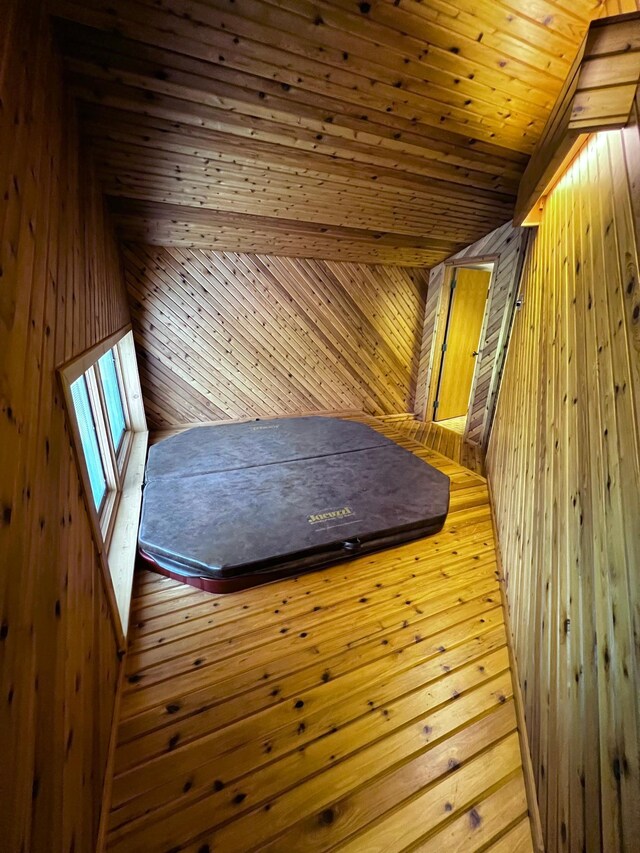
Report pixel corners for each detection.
[432,263,493,431]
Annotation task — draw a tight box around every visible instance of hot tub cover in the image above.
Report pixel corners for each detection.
[144,416,393,479]
[139,417,450,591]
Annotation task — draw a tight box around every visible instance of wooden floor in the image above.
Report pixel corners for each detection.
[391,417,486,477]
[107,418,533,851]
[437,416,467,435]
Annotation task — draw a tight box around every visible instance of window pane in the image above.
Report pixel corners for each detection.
[70,376,107,509]
[98,349,126,451]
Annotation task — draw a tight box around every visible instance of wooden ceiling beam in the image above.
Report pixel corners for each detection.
[515,11,640,225]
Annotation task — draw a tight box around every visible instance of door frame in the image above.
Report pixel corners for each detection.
[425,255,498,436]
[431,266,460,422]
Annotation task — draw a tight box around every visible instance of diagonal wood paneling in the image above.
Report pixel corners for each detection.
[48,0,615,263]
[123,247,428,428]
[488,122,640,853]
[106,417,535,852]
[0,2,131,850]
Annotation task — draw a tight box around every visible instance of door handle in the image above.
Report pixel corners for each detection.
[472,350,480,357]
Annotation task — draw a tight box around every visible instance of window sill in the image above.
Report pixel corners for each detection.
[107,430,148,638]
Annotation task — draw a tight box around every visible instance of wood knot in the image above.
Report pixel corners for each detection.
[319,807,335,825]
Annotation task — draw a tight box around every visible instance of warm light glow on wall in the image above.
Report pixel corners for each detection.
[525,130,622,225]
[560,130,619,188]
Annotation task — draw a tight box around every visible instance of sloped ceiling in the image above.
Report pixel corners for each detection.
[51,0,607,265]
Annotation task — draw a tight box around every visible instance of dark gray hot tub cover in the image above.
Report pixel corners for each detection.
[139,417,450,582]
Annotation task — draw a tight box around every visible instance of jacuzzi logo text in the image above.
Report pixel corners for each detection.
[307,506,353,524]
[251,424,279,430]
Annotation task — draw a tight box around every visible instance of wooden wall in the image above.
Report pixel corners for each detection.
[0,3,131,851]
[414,221,529,447]
[123,246,428,429]
[487,120,640,852]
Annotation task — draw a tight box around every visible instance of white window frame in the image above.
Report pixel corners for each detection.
[59,325,148,643]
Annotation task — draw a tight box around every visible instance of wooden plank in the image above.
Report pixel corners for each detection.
[488,127,640,852]
[485,817,536,853]
[413,774,530,852]
[48,0,609,261]
[123,248,427,429]
[335,733,523,853]
[0,1,130,849]
[514,12,640,225]
[103,416,535,851]
[261,704,521,853]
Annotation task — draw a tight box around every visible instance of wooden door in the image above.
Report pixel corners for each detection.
[435,268,491,421]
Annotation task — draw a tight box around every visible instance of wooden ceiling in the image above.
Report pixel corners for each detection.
[50,0,607,265]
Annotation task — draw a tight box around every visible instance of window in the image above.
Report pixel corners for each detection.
[99,349,127,452]
[60,327,147,639]
[70,375,108,510]
[66,338,134,544]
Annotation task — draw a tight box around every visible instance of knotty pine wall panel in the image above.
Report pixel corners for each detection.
[50,0,630,263]
[0,3,130,850]
[123,247,428,429]
[487,124,640,853]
